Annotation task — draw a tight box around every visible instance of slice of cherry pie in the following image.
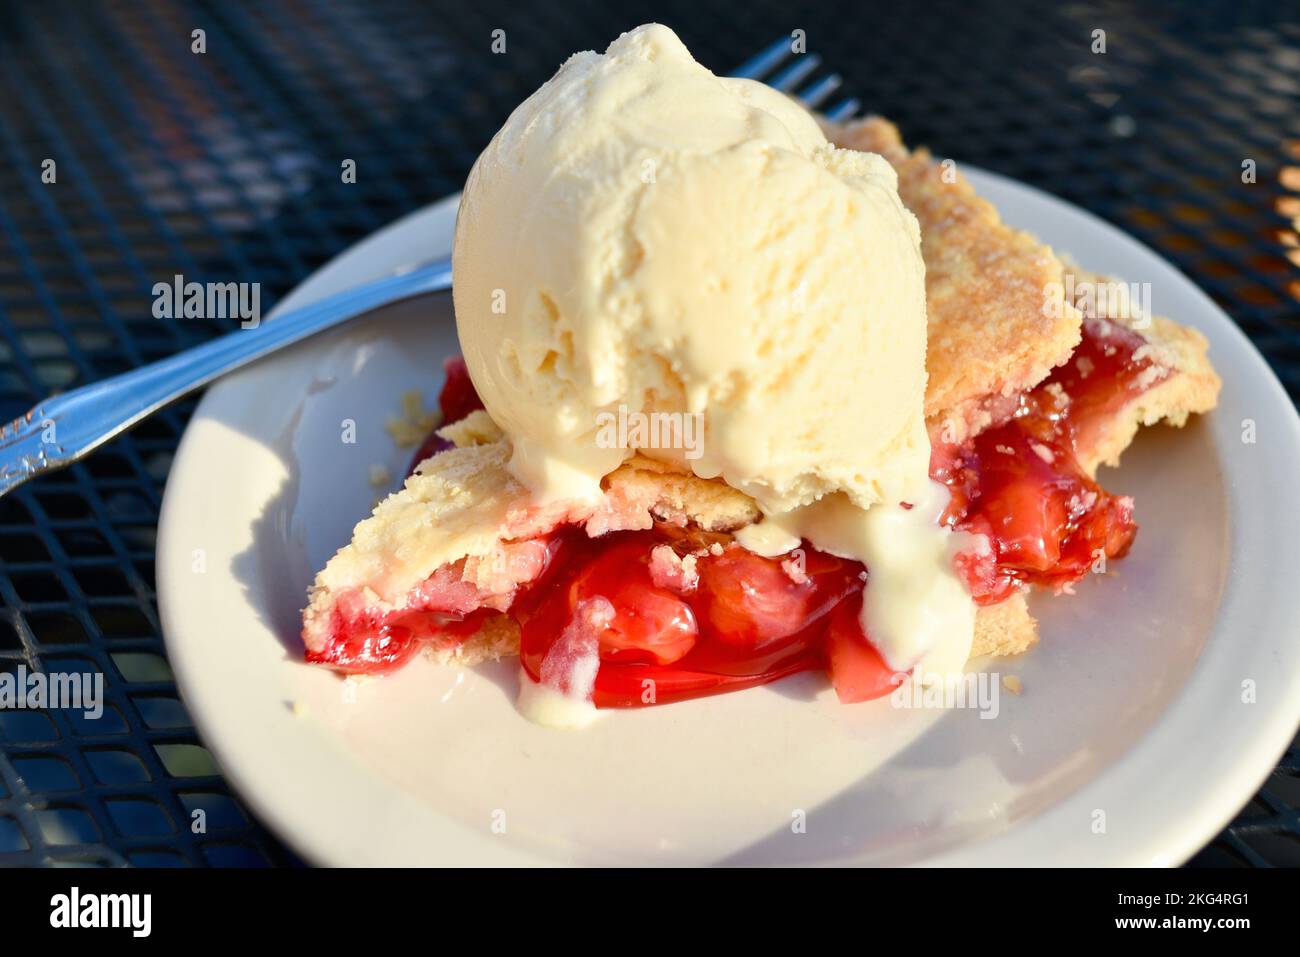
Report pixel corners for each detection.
[300,117,1219,724]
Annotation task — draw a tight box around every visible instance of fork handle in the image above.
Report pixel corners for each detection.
[0,256,454,497]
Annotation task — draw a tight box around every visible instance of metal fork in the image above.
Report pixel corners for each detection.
[0,38,860,497]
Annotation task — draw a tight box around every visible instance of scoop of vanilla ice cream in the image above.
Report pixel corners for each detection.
[453,23,931,514]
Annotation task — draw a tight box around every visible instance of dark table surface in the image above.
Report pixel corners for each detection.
[0,0,1297,867]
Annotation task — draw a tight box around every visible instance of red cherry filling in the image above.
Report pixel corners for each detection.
[690,546,862,677]
[825,594,907,704]
[1047,318,1169,451]
[518,532,869,707]
[306,606,494,674]
[306,610,421,673]
[695,547,856,650]
[310,317,1168,707]
[933,318,1154,598]
[438,355,486,426]
[547,538,699,667]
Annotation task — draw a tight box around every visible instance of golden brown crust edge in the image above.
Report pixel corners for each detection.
[969,590,1037,658]
[1079,316,1221,476]
[822,115,1083,438]
[1059,265,1222,476]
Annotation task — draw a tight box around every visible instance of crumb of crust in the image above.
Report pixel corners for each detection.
[342,674,372,699]
[1131,344,1171,367]
[1001,675,1024,695]
[1133,364,1168,392]
[649,544,699,593]
[970,591,1039,658]
[820,115,1082,434]
[386,389,440,447]
[1066,489,1099,513]
[1043,381,1068,406]
[368,463,393,487]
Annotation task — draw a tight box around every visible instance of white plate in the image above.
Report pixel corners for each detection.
[157,169,1300,866]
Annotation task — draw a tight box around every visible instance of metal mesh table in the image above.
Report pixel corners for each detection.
[0,0,1297,867]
